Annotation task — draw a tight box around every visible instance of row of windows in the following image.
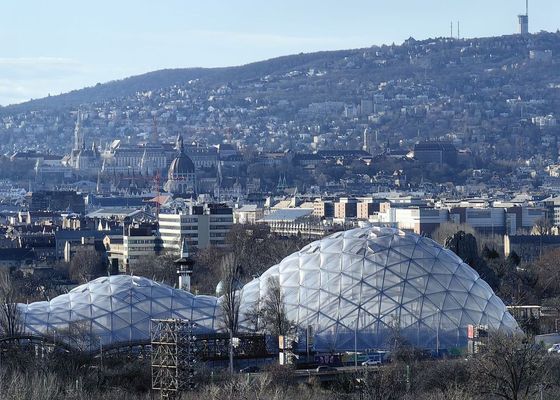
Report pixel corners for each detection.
[159,223,198,228]
[210,217,233,222]
[209,224,232,230]
[160,242,200,248]
[159,229,198,236]
[126,247,157,252]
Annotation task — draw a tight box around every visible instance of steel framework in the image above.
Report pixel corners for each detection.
[151,319,197,399]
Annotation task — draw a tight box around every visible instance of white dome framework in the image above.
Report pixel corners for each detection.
[19,276,218,345]
[18,227,518,351]
[237,227,518,351]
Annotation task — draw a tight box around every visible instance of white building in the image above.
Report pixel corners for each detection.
[158,203,233,254]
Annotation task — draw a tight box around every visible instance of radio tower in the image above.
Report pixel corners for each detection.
[518,0,529,36]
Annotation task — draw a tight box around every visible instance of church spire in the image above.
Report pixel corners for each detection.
[73,111,83,151]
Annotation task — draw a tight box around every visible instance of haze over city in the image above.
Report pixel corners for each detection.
[2,0,560,105]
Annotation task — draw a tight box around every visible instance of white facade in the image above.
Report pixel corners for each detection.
[158,205,233,254]
[123,235,161,267]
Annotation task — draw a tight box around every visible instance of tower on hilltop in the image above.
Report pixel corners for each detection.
[518,0,529,36]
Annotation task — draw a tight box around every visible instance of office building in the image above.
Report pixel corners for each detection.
[158,203,233,254]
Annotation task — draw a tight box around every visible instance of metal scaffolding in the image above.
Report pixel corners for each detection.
[151,319,197,399]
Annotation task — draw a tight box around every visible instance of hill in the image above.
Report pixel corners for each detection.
[2,31,560,161]
[3,32,560,115]
[1,49,359,113]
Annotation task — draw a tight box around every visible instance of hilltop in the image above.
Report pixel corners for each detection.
[3,31,558,115]
[1,31,560,162]
[1,49,359,113]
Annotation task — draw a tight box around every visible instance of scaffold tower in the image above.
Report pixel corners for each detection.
[151,319,197,399]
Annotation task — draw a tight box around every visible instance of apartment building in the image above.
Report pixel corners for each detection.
[158,203,233,254]
[104,223,161,274]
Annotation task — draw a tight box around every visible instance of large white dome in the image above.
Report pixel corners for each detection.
[19,275,218,344]
[18,227,518,351]
[238,226,518,350]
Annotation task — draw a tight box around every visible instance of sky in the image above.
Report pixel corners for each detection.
[1,0,559,106]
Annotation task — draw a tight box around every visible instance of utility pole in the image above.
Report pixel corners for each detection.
[354,319,358,370]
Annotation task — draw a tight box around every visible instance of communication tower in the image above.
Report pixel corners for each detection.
[518,0,529,36]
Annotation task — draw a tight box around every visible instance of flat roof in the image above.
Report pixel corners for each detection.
[260,208,313,222]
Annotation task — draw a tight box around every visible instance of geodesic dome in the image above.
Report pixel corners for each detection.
[237,226,518,351]
[19,227,517,351]
[19,275,218,345]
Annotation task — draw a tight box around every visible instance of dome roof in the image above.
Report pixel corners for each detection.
[168,153,195,178]
[19,227,518,351]
[19,275,217,345]
[167,134,195,178]
[238,226,518,350]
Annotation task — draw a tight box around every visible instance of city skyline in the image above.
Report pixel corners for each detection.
[2,0,560,106]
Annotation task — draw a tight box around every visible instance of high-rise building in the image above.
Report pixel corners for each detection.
[158,203,233,254]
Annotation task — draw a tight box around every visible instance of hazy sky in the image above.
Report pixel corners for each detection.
[1,0,559,106]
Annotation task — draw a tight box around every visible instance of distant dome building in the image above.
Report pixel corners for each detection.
[164,135,196,196]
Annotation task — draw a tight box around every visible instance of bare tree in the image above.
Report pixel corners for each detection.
[261,276,293,336]
[192,245,226,294]
[218,253,242,374]
[225,224,312,279]
[57,320,100,353]
[244,296,264,333]
[69,247,107,284]
[431,222,476,246]
[130,253,177,285]
[360,363,407,400]
[472,332,549,400]
[532,217,553,236]
[0,270,23,337]
[416,386,474,400]
[532,248,560,298]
